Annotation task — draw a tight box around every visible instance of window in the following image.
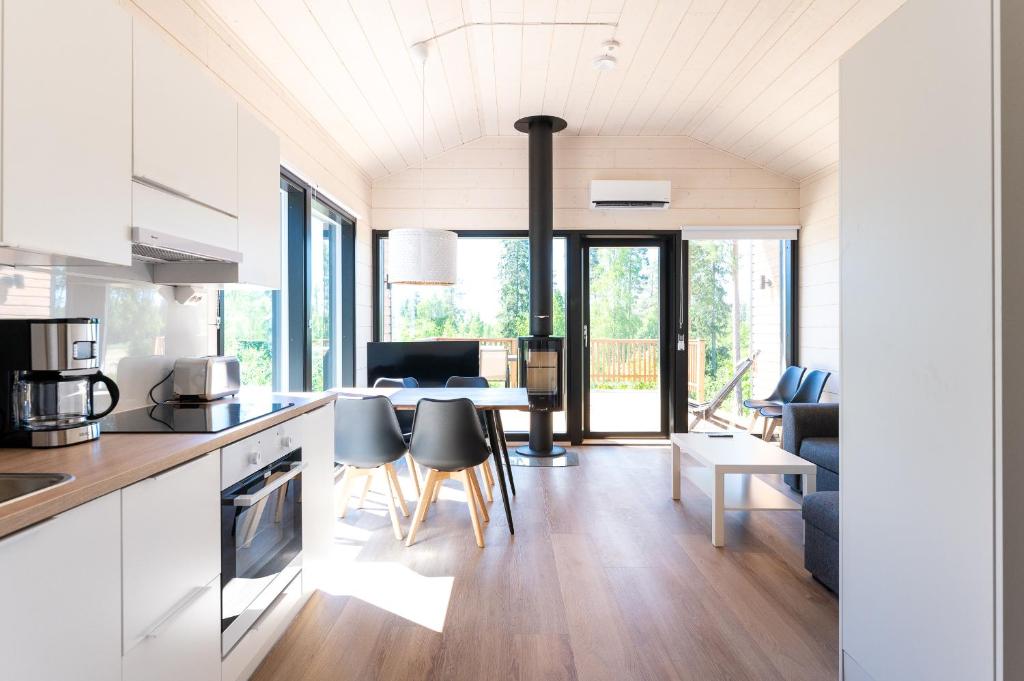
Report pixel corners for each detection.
[378,234,567,433]
[687,238,791,429]
[219,170,355,391]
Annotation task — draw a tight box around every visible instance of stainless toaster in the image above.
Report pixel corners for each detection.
[173,356,241,400]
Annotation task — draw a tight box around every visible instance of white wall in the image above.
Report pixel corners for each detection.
[799,165,840,400]
[840,0,995,679]
[372,136,799,230]
[125,0,374,383]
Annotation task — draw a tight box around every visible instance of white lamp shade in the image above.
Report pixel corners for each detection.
[387,228,458,285]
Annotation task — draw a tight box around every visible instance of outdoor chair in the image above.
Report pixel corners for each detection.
[687,350,760,431]
[743,365,805,433]
[334,396,411,540]
[373,376,422,497]
[758,369,832,442]
[406,398,492,548]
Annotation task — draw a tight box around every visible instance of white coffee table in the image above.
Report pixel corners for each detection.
[671,432,816,547]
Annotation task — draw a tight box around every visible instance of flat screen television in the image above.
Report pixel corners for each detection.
[367,341,480,388]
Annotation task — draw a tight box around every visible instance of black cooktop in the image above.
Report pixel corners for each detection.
[100,401,294,434]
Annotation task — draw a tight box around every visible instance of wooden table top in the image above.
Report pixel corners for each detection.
[0,392,336,539]
[671,431,815,474]
[332,387,530,411]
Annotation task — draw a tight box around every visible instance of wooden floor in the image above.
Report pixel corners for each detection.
[253,445,838,681]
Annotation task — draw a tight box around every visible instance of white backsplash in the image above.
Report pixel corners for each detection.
[0,263,217,411]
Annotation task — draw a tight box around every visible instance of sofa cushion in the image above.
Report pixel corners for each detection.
[799,437,839,475]
[802,491,839,539]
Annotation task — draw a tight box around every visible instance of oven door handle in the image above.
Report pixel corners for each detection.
[232,462,306,507]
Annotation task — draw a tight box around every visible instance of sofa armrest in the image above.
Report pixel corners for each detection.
[782,403,839,457]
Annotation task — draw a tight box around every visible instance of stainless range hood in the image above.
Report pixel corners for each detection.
[131,227,242,264]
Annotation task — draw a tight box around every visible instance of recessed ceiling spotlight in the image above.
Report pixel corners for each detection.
[593,39,620,71]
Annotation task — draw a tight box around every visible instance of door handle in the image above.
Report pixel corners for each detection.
[583,325,588,349]
[233,462,306,507]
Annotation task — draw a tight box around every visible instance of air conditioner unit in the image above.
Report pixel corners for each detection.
[590,180,671,210]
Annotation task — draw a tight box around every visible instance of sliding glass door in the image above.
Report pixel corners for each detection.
[582,239,669,437]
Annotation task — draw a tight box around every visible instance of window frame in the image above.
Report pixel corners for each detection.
[218,168,356,392]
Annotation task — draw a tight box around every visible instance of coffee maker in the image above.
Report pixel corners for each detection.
[0,318,119,448]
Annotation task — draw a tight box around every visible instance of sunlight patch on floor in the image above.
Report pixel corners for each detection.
[322,515,454,632]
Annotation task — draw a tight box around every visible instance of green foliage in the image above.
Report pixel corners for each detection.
[222,289,274,388]
[688,241,752,414]
[588,247,658,340]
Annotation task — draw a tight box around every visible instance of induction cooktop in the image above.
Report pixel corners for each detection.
[100,401,294,434]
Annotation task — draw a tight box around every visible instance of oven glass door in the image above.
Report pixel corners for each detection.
[221,450,303,636]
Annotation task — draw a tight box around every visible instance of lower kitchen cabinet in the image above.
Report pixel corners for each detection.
[0,492,122,681]
[123,574,221,681]
[122,452,220,680]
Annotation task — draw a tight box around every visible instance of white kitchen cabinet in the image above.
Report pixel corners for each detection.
[299,404,335,593]
[122,452,220,681]
[0,0,131,266]
[236,106,282,288]
[123,575,221,681]
[133,19,238,217]
[0,492,122,681]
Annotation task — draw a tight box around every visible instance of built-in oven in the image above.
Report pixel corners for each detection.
[220,433,305,656]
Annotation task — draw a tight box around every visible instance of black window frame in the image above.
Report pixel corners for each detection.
[218,168,356,392]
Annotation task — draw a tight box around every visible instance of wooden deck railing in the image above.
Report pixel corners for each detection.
[431,336,706,396]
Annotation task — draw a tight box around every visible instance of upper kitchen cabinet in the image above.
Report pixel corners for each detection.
[236,107,281,288]
[0,0,132,266]
[133,20,238,217]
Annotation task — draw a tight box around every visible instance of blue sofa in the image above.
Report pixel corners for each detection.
[782,403,839,493]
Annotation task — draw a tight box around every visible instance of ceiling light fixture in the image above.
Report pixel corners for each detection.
[593,39,620,71]
[387,40,457,286]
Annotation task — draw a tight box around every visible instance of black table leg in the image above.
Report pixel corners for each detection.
[494,412,516,496]
[485,411,514,534]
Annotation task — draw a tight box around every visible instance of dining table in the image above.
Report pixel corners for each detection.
[331,387,529,534]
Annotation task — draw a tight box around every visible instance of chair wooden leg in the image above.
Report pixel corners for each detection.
[764,418,778,442]
[357,474,373,509]
[459,470,485,548]
[385,463,409,517]
[382,467,404,541]
[405,452,422,498]
[748,411,759,432]
[407,469,439,547]
[432,478,442,504]
[478,462,494,502]
[336,467,355,518]
[467,466,489,523]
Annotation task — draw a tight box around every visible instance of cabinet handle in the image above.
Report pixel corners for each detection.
[251,589,289,633]
[0,517,56,546]
[140,585,212,643]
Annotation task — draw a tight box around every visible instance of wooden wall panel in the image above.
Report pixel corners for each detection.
[371,135,800,230]
[798,164,839,400]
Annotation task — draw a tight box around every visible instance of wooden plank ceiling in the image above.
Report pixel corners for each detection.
[195,0,904,181]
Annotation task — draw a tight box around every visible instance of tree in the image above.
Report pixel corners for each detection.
[496,239,530,337]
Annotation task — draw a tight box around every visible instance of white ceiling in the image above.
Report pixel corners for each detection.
[196,0,904,182]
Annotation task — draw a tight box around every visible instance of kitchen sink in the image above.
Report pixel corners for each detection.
[0,473,73,506]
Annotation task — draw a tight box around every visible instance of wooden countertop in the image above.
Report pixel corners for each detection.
[0,392,336,539]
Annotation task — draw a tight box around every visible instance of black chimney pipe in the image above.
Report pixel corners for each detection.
[515,115,567,457]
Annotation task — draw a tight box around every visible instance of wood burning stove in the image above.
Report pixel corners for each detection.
[514,114,568,458]
[518,336,564,412]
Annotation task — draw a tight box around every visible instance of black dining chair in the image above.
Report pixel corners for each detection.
[373,376,422,497]
[334,396,410,540]
[758,369,832,442]
[445,376,497,502]
[406,398,491,548]
[743,365,805,433]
